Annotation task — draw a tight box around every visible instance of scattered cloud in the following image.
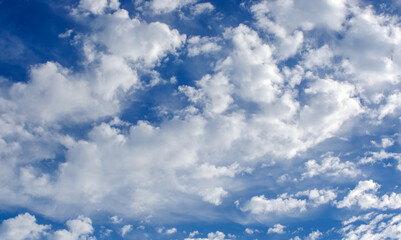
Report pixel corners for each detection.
[337,180,401,210]
[121,224,133,237]
[302,154,361,179]
[267,224,286,234]
[0,213,50,240]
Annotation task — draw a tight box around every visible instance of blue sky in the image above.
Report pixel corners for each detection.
[1,0,401,239]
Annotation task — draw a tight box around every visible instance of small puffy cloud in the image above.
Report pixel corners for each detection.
[187,36,221,57]
[110,216,122,224]
[121,224,133,237]
[190,2,214,15]
[185,231,227,240]
[53,216,94,240]
[337,180,401,210]
[58,29,73,38]
[302,155,361,179]
[245,228,253,234]
[359,150,401,171]
[381,138,395,148]
[166,227,177,234]
[86,9,186,67]
[241,195,307,215]
[199,187,228,206]
[77,0,119,15]
[295,189,337,207]
[149,0,197,14]
[0,213,50,240]
[242,188,337,216]
[305,230,323,240]
[189,231,199,237]
[267,224,286,234]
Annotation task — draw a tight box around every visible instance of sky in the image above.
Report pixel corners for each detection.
[1,0,401,239]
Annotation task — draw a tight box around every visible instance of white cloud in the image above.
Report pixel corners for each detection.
[187,36,221,57]
[302,155,361,179]
[359,150,401,171]
[335,6,401,87]
[337,180,401,210]
[251,0,347,32]
[110,216,122,224]
[267,224,286,234]
[52,216,94,240]
[342,212,376,226]
[192,162,250,179]
[242,188,337,216]
[77,0,108,15]
[189,231,199,237]
[0,214,97,240]
[1,1,392,227]
[58,29,73,38]
[377,92,401,120]
[0,213,50,240]
[199,187,228,206]
[121,224,132,237]
[245,228,253,234]
[85,9,186,67]
[251,0,347,59]
[241,195,307,215]
[166,227,177,234]
[341,212,401,240]
[185,231,227,240]
[295,189,337,207]
[305,230,322,240]
[303,45,333,69]
[9,60,136,124]
[190,2,214,15]
[382,137,395,148]
[149,0,197,14]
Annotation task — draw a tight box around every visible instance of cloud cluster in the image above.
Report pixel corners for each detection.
[0,213,95,240]
[1,0,401,236]
[337,180,401,210]
[242,188,336,215]
[302,154,361,179]
[341,212,401,239]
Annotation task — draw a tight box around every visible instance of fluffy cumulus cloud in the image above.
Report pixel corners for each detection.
[0,214,95,240]
[241,195,307,215]
[2,0,401,239]
[305,230,323,240]
[0,213,50,240]
[251,0,347,59]
[185,231,228,240]
[302,154,361,179]
[187,36,221,57]
[267,224,286,234]
[149,0,197,14]
[337,180,401,210]
[52,216,94,240]
[242,188,337,216]
[84,9,185,66]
